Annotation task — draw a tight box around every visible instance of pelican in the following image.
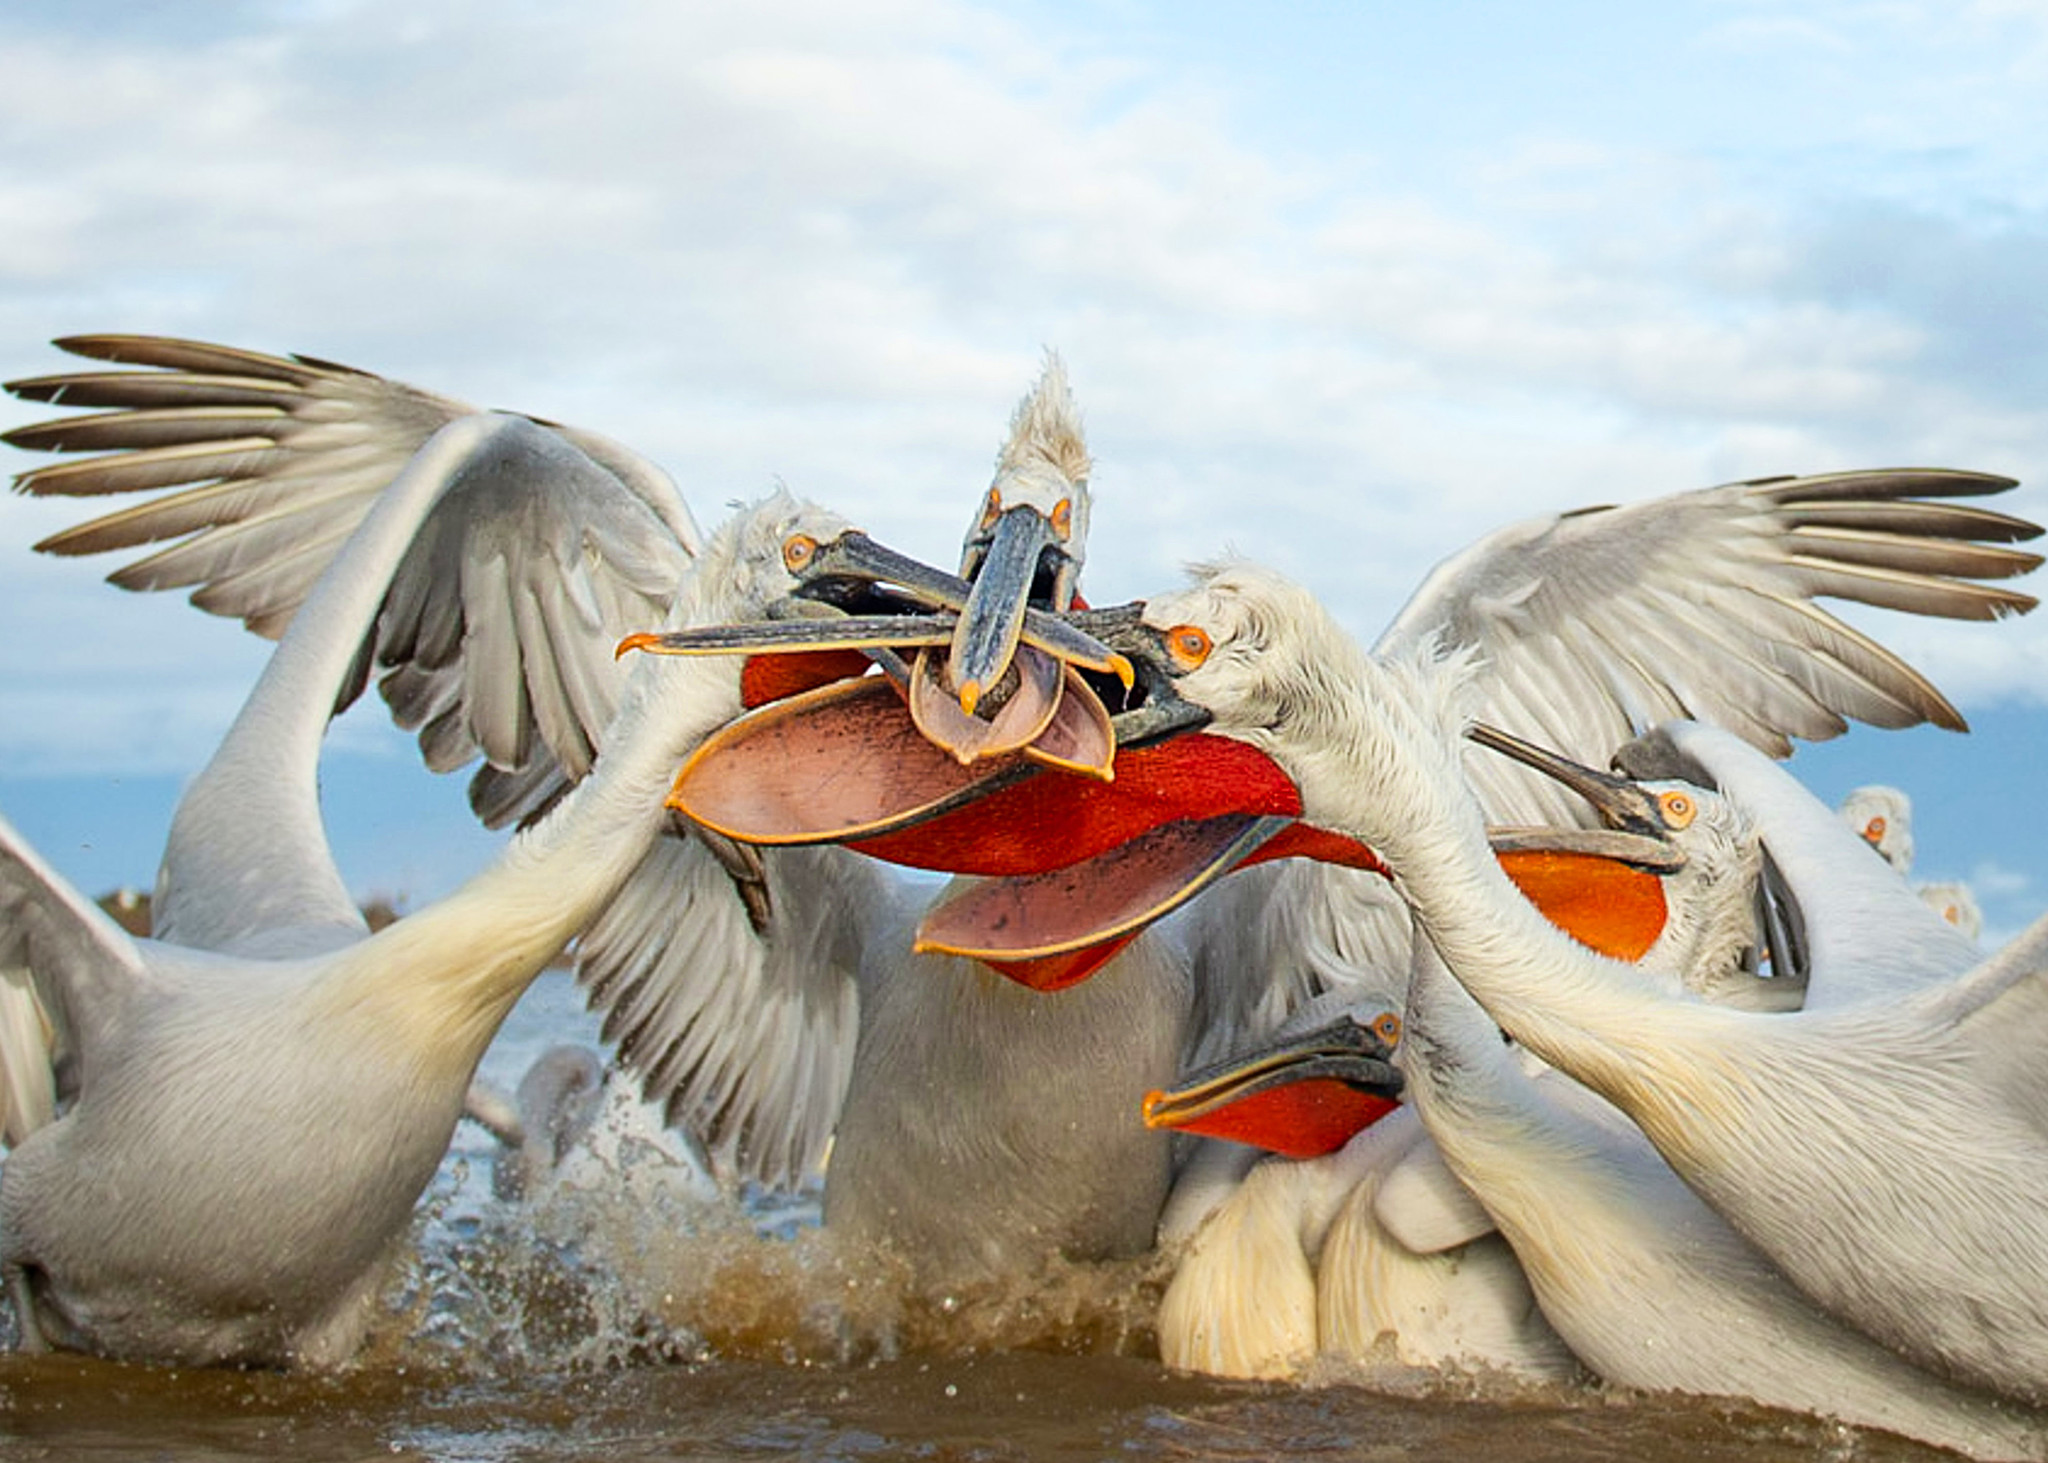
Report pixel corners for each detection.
[1397,924,2048,1459]
[1054,561,2048,1414]
[1385,729,2047,1454]
[1838,784,1916,873]
[1150,991,1577,1385]
[648,454,2042,1288]
[1834,785,1987,941]
[0,400,868,1363]
[1919,879,1986,941]
[3,337,1186,1292]
[943,355,1092,719]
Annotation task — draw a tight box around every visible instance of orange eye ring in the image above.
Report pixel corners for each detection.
[980,489,1003,531]
[1864,816,1887,842]
[1165,624,1212,670]
[1050,497,1073,540]
[782,534,818,573]
[1370,1011,1403,1047]
[1658,790,1697,830]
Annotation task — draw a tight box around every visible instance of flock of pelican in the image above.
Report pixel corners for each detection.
[2,336,2046,1457]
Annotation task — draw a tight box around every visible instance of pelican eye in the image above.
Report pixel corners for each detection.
[980,489,1003,531]
[1370,1011,1403,1047]
[1658,790,1697,830]
[1864,816,1887,843]
[782,533,819,573]
[1050,497,1073,540]
[1164,624,1212,671]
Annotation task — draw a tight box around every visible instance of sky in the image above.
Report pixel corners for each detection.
[0,0,2044,944]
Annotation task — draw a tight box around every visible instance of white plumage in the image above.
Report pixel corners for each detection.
[5,339,1189,1294]
[0,401,849,1364]
[7,337,2041,1315]
[1123,562,2048,1433]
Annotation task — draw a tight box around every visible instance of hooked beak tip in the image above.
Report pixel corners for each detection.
[616,631,660,659]
[1108,652,1135,691]
[958,678,983,716]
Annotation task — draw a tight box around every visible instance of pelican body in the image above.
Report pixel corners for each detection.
[11,338,2044,1324]
[1110,562,2048,1416]
[0,408,849,1365]
[4,336,1186,1302]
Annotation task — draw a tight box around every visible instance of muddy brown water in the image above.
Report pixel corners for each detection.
[0,975,1988,1462]
[0,1347,1970,1462]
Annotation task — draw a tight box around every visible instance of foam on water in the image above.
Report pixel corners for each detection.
[334,968,1174,1378]
[0,970,2020,1461]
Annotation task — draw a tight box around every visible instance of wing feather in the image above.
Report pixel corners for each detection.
[577,839,896,1190]
[1376,469,2041,825]
[0,814,155,1140]
[7,334,699,826]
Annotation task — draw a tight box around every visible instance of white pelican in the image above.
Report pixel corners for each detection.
[1374,728,2048,1453]
[1838,783,1916,873]
[1066,561,2048,1414]
[5,338,1187,1292]
[1919,879,1986,941]
[1399,922,2048,1459]
[0,403,863,1363]
[13,339,2043,1297]
[1833,784,1987,941]
[1150,991,1577,1385]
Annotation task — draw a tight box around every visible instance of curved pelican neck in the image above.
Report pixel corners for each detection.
[1299,662,1698,1099]
[155,415,529,949]
[317,643,738,1073]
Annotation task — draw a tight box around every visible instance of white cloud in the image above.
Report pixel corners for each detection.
[3,0,2047,798]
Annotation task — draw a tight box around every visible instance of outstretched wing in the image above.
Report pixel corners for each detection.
[1375,470,2041,825]
[0,813,155,1143]
[576,838,904,1191]
[6,335,704,828]
[9,335,489,635]
[144,414,698,953]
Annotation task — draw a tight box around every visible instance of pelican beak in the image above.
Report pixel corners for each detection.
[1141,1011,1406,1159]
[631,531,1132,693]
[915,813,1301,967]
[664,675,1042,847]
[806,531,1129,687]
[1467,722,1685,865]
[654,599,1215,852]
[950,503,1074,715]
[1464,723,1694,960]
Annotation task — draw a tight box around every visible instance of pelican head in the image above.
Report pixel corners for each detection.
[947,355,1092,715]
[1129,559,1436,809]
[664,488,860,631]
[1836,784,1914,874]
[1141,1007,1405,1159]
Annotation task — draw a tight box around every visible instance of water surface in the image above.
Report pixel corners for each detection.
[0,973,1985,1463]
